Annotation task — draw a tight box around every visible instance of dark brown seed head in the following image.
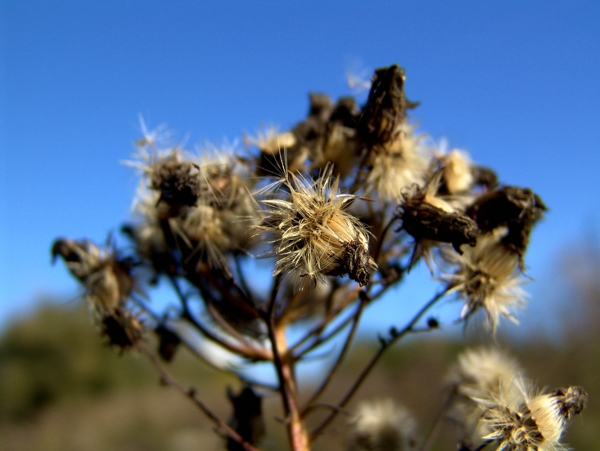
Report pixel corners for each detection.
[358,64,419,149]
[467,186,547,258]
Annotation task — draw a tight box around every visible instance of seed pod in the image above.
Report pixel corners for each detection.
[467,186,547,259]
[358,64,419,149]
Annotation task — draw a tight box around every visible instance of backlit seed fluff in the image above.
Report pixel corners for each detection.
[257,162,377,290]
[244,125,297,155]
[442,227,526,333]
[446,347,524,437]
[475,380,587,451]
[448,347,524,401]
[442,149,474,194]
[348,399,418,451]
[364,123,429,203]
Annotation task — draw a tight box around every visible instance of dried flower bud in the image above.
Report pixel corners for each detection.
[155,324,182,362]
[358,64,418,149]
[100,308,144,350]
[467,186,547,259]
[227,385,265,450]
[396,171,479,270]
[257,162,376,290]
[348,399,418,451]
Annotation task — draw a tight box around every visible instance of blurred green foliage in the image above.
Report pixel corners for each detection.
[1,237,599,451]
[0,302,154,421]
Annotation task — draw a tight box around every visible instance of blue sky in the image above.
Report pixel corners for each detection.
[1,1,599,337]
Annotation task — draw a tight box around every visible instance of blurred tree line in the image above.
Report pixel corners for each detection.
[1,240,598,450]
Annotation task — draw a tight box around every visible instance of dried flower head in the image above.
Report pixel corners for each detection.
[467,186,547,262]
[357,64,418,149]
[244,125,297,156]
[396,170,479,271]
[441,150,475,194]
[441,226,526,333]
[364,123,430,203]
[348,399,418,451]
[257,161,376,290]
[52,238,144,349]
[100,307,144,350]
[448,347,524,401]
[130,140,259,272]
[245,125,306,176]
[52,238,135,314]
[475,380,587,451]
[446,347,525,437]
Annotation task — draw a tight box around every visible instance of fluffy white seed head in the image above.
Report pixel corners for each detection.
[348,399,418,451]
[256,162,376,291]
[475,380,585,451]
[442,227,527,333]
[364,123,429,203]
[446,347,525,438]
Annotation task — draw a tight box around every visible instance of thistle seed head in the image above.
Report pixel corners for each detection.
[476,381,587,451]
[442,228,527,334]
[52,238,135,314]
[256,162,376,290]
[467,186,547,261]
[446,347,525,437]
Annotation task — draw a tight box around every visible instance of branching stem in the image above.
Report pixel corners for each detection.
[310,288,448,441]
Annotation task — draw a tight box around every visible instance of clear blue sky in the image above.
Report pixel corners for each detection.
[1,1,599,336]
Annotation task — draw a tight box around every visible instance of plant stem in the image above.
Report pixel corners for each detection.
[310,288,448,441]
[265,276,310,451]
[140,343,261,451]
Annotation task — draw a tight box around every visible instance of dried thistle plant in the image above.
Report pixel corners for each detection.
[52,64,585,451]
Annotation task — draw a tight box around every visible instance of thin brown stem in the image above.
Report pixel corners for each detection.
[372,215,400,264]
[300,296,367,417]
[140,343,261,451]
[264,276,310,451]
[310,288,448,441]
[169,275,271,361]
[234,254,255,304]
[289,286,362,354]
[294,304,360,358]
[419,390,456,451]
[472,440,493,451]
